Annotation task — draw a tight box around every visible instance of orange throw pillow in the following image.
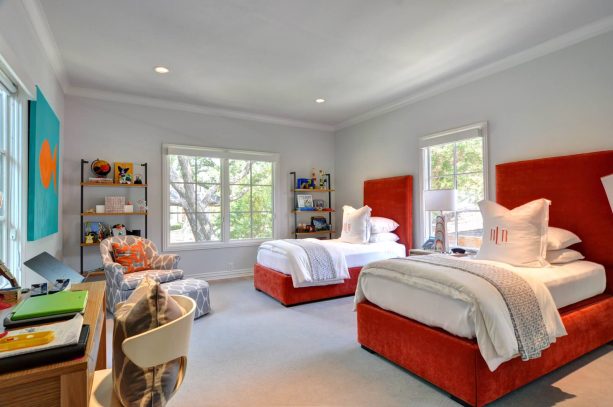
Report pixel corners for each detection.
[112,241,150,273]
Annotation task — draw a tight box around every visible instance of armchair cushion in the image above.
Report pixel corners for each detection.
[120,269,184,291]
[111,241,150,273]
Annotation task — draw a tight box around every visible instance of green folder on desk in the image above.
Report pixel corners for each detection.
[10,291,88,321]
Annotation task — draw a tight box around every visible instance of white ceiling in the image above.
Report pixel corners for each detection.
[35,0,613,129]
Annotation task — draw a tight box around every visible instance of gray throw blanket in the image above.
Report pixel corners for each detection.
[404,255,550,361]
[284,239,338,282]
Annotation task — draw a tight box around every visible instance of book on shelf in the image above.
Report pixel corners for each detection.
[88,177,112,183]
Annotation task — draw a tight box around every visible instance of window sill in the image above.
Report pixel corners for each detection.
[164,239,271,251]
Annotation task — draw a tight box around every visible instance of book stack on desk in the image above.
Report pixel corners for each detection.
[0,291,90,373]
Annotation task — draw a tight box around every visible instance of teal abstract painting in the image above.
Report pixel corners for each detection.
[28,86,60,241]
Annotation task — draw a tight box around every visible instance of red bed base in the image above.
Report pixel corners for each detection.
[254,263,362,306]
[254,175,412,306]
[357,150,613,406]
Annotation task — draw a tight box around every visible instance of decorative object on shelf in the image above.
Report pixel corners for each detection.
[105,196,126,213]
[27,86,60,241]
[311,168,317,189]
[136,199,148,212]
[134,173,143,184]
[424,189,457,253]
[84,221,111,243]
[124,201,134,213]
[297,194,314,210]
[296,178,310,189]
[127,229,141,237]
[313,199,325,210]
[319,169,326,189]
[311,216,329,231]
[112,224,127,237]
[90,159,111,178]
[95,204,105,213]
[114,162,134,184]
[85,233,95,244]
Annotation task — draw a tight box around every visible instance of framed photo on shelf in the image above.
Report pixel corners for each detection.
[297,194,313,210]
[313,199,325,210]
[311,216,329,231]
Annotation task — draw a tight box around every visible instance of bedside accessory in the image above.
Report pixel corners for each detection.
[105,196,125,213]
[601,173,613,212]
[424,189,457,252]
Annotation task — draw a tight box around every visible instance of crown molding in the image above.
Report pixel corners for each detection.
[334,15,613,131]
[66,86,335,132]
[21,0,69,92]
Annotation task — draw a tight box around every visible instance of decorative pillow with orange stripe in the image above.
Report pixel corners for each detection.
[112,241,150,273]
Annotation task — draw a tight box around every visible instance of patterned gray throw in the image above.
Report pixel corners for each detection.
[284,239,338,282]
[404,255,550,361]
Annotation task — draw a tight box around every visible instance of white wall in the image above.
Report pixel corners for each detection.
[63,95,334,278]
[334,30,613,247]
[0,1,65,286]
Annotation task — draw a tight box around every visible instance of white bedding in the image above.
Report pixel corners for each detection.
[356,255,573,371]
[257,239,406,280]
[359,259,605,340]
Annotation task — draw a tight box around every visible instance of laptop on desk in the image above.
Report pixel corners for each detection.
[23,252,84,292]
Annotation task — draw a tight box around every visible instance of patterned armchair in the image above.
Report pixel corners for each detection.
[100,236,184,313]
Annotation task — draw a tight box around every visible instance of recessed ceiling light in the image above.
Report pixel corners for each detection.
[315,98,326,103]
[154,66,170,74]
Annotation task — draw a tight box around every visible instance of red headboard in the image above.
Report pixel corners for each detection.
[496,150,613,293]
[364,175,413,254]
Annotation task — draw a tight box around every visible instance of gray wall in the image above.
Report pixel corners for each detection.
[334,31,613,248]
[0,1,65,286]
[62,95,334,278]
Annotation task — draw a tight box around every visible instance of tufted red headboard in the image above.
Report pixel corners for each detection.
[364,175,413,254]
[496,150,613,293]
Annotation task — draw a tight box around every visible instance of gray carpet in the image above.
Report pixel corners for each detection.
[106,277,612,406]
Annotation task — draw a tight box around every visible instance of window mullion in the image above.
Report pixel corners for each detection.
[222,158,230,242]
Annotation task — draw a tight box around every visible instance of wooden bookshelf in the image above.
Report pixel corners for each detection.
[80,242,100,247]
[81,212,147,217]
[292,188,335,192]
[292,209,335,214]
[295,230,336,235]
[81,182,148,187]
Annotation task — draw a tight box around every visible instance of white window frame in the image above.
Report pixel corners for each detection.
[418,122,489,249]
[162,144,280,251]
[0,80,24,286]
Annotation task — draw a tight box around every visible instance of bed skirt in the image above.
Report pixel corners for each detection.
[357,294,613,406]
[254,263,362,306]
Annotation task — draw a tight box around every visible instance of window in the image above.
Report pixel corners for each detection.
[0,70,23,286]
[163,145,278,249]
[420,123,488,250]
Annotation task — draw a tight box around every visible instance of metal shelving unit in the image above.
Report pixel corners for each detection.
[290,171,334,239]
[79,159,148,275]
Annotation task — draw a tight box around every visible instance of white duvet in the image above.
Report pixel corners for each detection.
[258,239,349,288]
[355,256,567,371]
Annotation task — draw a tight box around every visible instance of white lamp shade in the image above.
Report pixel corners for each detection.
[602,174,613,213]
[424,189,457,212]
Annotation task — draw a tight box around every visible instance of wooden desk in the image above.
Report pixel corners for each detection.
[0,281,106,407]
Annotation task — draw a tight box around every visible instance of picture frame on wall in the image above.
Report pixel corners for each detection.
[296,194,313,210]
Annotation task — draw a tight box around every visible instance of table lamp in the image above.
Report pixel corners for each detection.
[424,189,457,252]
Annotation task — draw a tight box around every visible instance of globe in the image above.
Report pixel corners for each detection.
[91,159,111,177]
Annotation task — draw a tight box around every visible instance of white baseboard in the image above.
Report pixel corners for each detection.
[188,268,253,281]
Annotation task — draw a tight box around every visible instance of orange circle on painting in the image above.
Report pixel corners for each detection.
[39,139,57,190]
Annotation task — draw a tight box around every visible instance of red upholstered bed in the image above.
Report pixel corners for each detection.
[357,151,613,406]
[254,175,413,306]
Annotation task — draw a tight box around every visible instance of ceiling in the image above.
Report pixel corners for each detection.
[36,0,613,129]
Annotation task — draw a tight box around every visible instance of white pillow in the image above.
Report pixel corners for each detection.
[475,199,550,267]
[546,249,584,264]
[339,205,372,244]
[547,227,581,250]
[369,232,400,243]
[370,217,399,234]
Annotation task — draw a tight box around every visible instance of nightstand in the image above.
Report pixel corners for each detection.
[408,249,436,256]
